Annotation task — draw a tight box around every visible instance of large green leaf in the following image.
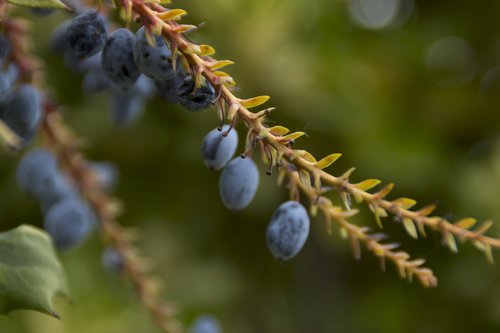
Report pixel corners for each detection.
[0,225,68,318]
[7,0,67,9]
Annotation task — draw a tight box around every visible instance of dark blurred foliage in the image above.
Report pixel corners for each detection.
[2,0,500,332]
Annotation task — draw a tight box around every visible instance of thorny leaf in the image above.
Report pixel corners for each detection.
[0,225,69,317]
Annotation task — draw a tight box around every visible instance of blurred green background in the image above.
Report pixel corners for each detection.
[2,0,500,332]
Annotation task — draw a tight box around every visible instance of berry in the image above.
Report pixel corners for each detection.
[201,125,238,170]
[44,198,96,250]
[3,84,42,140]
[38,173,77,215]
[219,157,259,210]
[177,76,216,112]
[50,20,70,53]
[16,149,58,196]
[155,76,181,103]
[88,161,119,192]
[101,246,124,273]
[189,315,222,333]
[108,90,146,126]
[134,26,175,80]
[101,28,140,89]
[0,35,11,62]
[66,11,107,59]
[266,201,310,261]
[82,67,111,93]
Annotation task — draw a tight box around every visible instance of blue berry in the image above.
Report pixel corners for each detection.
[16,149,58,196]
[3,84,42,140]
[101,246,124,273]
[50,20,70,53]
[155,76,182,103]
[219,157,259,210]
[0,35,11,63]
[44,198,96,250]
[133,26,175,80]
[108,90,146,126]
[201,125,238,170]
[66,11,107,59]
[88,161,119,191]
[266,201,310,261]
[82,67,111,93]
[38,173,77,215]
[101,28,140,89]
[189,315,222,333]
[177,76,215,112]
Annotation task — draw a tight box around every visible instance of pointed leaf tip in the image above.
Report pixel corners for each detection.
[240,96,270,108]
[315,153,342,169]
[0,225,68,317]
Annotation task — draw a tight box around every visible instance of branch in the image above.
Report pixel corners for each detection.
[2,15,182,333]
[129,0,500,285]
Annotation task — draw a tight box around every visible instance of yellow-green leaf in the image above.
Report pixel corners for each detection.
[454,218,477,230]
[403,218,418,239]
[300,150,317,163]
[8,0,66,9]
[393,198,417,209]
[0,225,69,317]
[268,125,290,136]
[417,204,436,216]
[239,95,270,109]
[445,233,458,253]
[157,9,187,21]
[374,183,394,198]
[314,153,342,169]
[199,44,216,56]
[173,24,197,33]
[282,131,306,141]
[354,179,381,191]
[209,60,235,70]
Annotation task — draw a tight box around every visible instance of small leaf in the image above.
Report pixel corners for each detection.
[354,179,381,191]
[314,153,342,169]
[282,131,306,141]
[0,225,69,317]
[454,218,477,230]
[444,233,458,253]
[474,220,493,235]
[402,218,418,239]
[199,44,216,56]
[8,0,66,9]
[269,126,290,136]
[239,95,270,109]
[417,204,436,216]
[173,24,197,33]
[183,44,201,54]
[157,9,188,21]
[209,60,235,70]
[299,150,317,163]
[393,198,417,209]
[340,167,356,180]
[374,183,394,198]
